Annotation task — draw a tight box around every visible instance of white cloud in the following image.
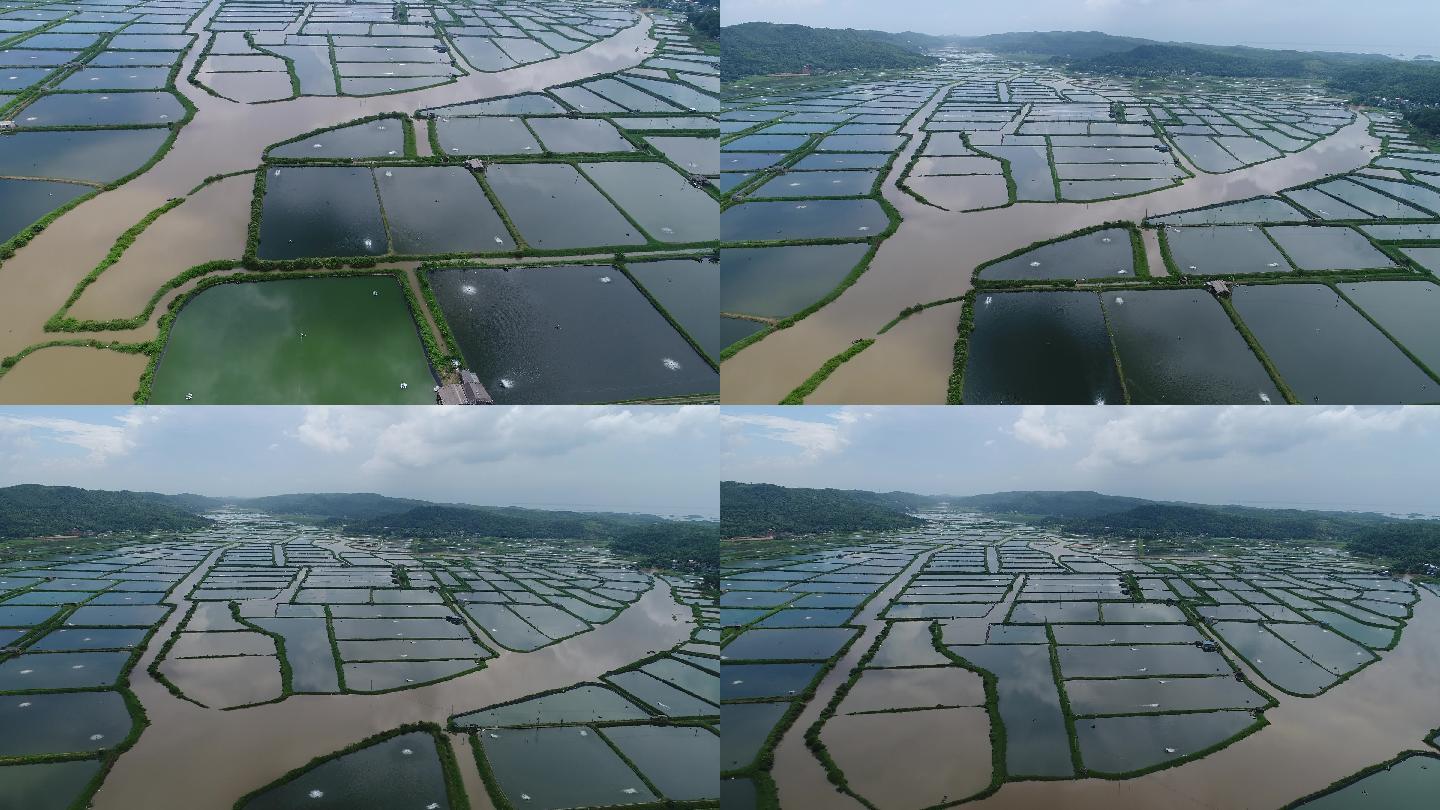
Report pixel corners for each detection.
[1077,406,1439,470]
[294,406,715,472]
[0,409,160,464]
[1010,406,1072,449]
[720,407,873,463]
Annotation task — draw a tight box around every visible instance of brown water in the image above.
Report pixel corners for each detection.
[821,707,992,810]
[67,173,253,322]
[0,1,659,403]
[722,112,1382,404]
[90,546,693,810]
[0,345,150,402]
[772,548,940,810]
[964,585,1440,810]
[771,570,1440,810]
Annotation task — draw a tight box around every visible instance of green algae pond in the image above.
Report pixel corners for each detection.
[151,276,436,404]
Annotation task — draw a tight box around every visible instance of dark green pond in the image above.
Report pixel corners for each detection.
[484,163,646,249]
[722,627,855,661]
[18,91,183,127]
[1294,753,1440,809]
[1210,621,1336,695]
[1264,226,1396,271]
[26,627,148,651]
[722,199,888,242]
[151,276,436,405]
[1076,711,1256,775]
[579,161,717,244]
[256,166,386,259]
[1164,226,1291,274]
[434,116,541,155]
[454,685,649,727]
[56,66,169,91]
[343,659,477,691]
[269,119,405,159]
[251,618,339,693]
[626,258,718,359]
[0,690,133,756]
[601,725,719,801]
[1338,282,1440,374]
[721,243,868,320]
[242,731,452,810]
[0,129,169,183]
[376,166,515,254]
[721,701,789,770]
[0,760,101,810]
[428,265,716,403]
[1230,284,1436,404]
[751,170,879,198]
[482,726,656,809]
[981,228,1133,281]
[529,117,634,153]
[722,663,822,700]
[1102,289,1282,404]
[1064,676,1265,715]
[963,291,1126,405]
[949,644,1074,777]
[0,651,129,690]
[462,603,551,650]
[606,670,716,717]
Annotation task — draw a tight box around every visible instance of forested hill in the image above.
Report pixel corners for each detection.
[336,504,667,540]
[238,492,438,520]
[337,505,717,578]
[949,490,1157,519]
[956,490,1439,574]
[720,481,927,538]
[962,30,1437,105]
[0,485,214,539]
[722,23,940,81]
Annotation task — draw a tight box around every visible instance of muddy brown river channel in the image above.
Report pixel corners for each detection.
[721,85,1383,404]
[91,545,691,810]
[0,0,658,401]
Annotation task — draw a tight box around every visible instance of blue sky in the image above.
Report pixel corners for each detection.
[723,406,1440,516]
[724,0,1440,57]
[0,406,719,518]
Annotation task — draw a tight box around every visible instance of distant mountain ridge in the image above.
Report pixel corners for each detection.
[722,22,940,81]
[0,485,214,539]
[720,481,928,538]
[721,24,1440,105]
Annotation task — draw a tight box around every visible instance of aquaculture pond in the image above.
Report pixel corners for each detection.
[0,128,170,183]
[720,243,870,321]
[1163,226,1291,275]
[241,731,452,810]
[483,163,646,250]
[963,291,1126,404]
[1293,753,1440,809]
[624,258,719,361]
[0,178,89,242]
[980,228,1135,281]
[427,265,717,403]
[1336,281,1440,374]
[1229,284,1437,403]
[1101,289,1282,404]
[722,199,888,242]
[151,276,436,404]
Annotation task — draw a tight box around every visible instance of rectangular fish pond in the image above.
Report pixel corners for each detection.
[427,265,717,403]
[151,276,437,404]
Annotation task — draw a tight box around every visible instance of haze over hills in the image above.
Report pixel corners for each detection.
[723,24,1440,115]
[0,485,718,577]
[722,484,1440,574]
